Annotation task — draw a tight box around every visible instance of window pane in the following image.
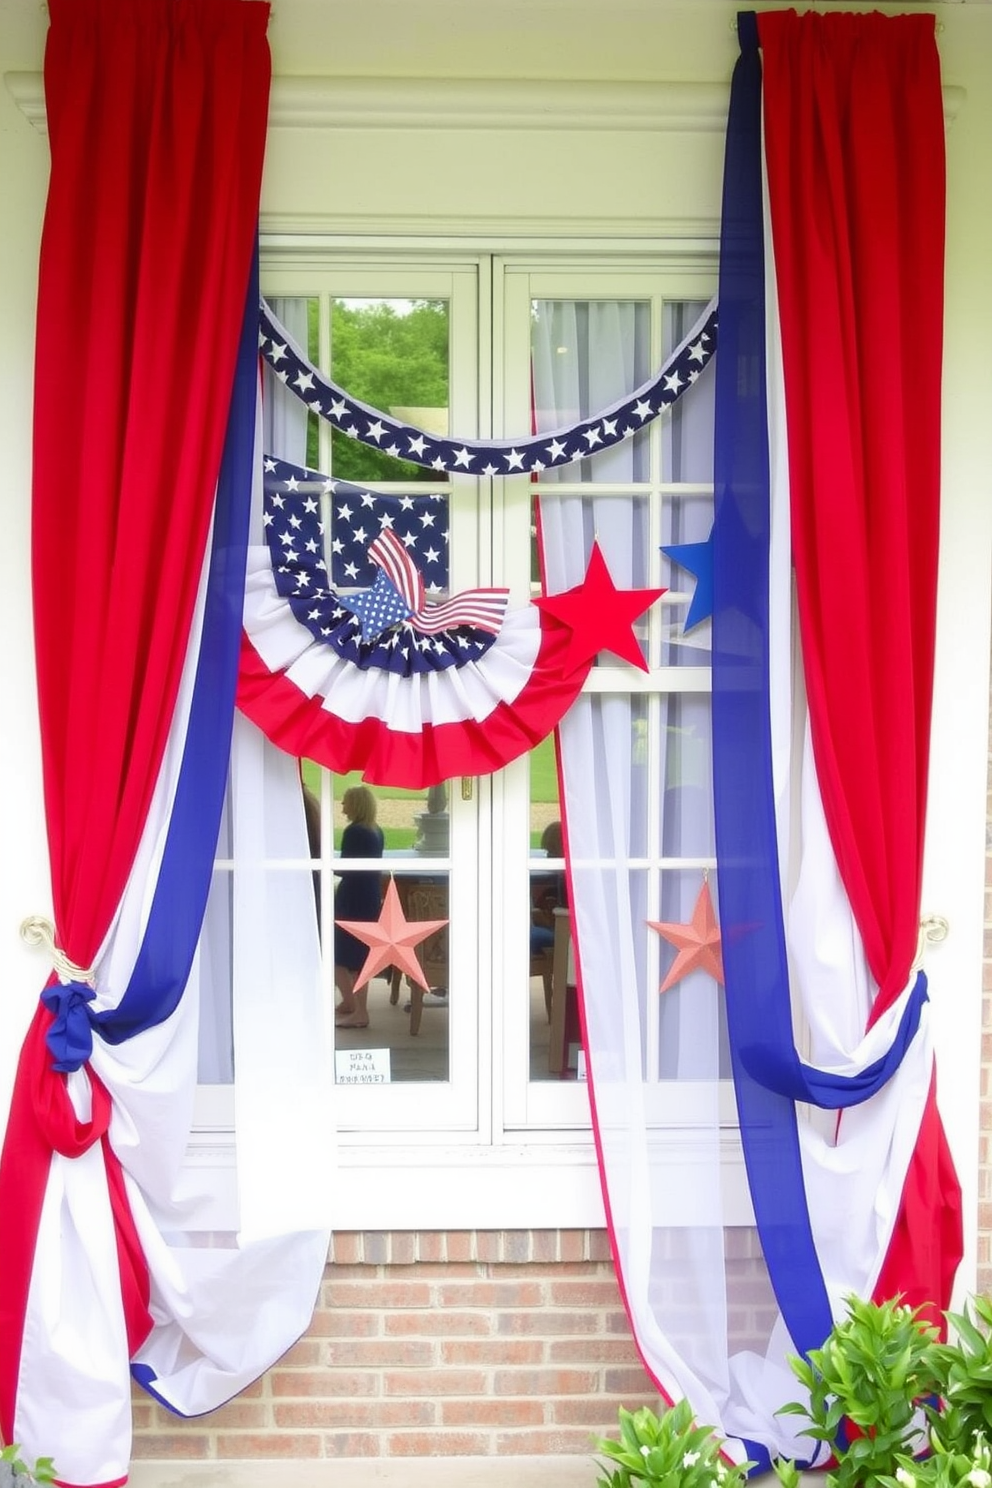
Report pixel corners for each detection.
[330,297,450,483]
[309,767,452,1084]
[661,300,715,486]
[527,738,565,1080]
[654,867,731,1081]
[531,299,651,482]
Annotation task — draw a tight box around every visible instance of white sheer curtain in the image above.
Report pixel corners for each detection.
[197,296,335,1243]
[532,300,809,1462]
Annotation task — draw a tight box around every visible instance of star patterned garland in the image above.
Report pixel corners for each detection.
[259,297,717,477]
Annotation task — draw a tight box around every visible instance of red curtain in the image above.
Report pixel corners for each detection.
[34,0,270,963]
[758,10,960,1315]
[0,0,270,1453]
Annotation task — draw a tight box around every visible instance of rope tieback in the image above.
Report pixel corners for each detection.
[20,915,96,987]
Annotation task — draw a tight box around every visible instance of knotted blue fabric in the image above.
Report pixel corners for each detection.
[41,980,96,1073]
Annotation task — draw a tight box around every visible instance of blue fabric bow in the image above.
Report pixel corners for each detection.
[41,980,96,1073]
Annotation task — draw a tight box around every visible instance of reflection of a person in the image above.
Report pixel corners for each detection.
[334,785,384,1030]
[531,819,566,957]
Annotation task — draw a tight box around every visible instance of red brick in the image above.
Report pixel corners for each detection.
[214,1433,323,1458]
[130,1435,211,1459]
[532,1230,560,1263]
[559,1231,591,1262]
[495,1427,600,1454]
[588,1231,613,1262]
[553,1397,639,1427]
[386,1430,491,1456]
[273,1339,324,1368]
[383,1368,488,1397]
[325,1280,434,1309]
[439,1338,544,1366]
[493,1368,600,1396]
[497,1309,598,1336]
[309,1308,380,1338]
[548,1337,642,1364]
[270,1370,378,1398]
[547,1280,622,1307]
[437,1280,544,1308]
[441,1397,545,1427]
[322,1338,434,1368]
[329,1233,362,1264]
[273,1400,434,1429]
[604,1366,654,1394]
[385,1309,492,1337]
[416,1232,445,1263]
[321,1432,382,1458]
[199,1399,271,1429]
[444,1231,475,1262]
[475,1232,503,1262]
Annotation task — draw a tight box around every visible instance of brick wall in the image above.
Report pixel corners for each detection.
[130,1230,661,1464]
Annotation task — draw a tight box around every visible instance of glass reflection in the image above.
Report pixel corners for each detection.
[304,766,451,1083]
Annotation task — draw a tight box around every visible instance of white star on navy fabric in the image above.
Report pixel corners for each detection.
[261,454,497,679]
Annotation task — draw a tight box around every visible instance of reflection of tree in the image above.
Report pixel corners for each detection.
[318,299,450,482]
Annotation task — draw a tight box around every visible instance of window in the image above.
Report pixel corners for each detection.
[193,247,739,1229]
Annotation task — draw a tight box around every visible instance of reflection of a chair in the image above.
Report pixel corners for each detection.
[532,940,556,1023]
[387,876,449,1036]
[548,907,579,1077]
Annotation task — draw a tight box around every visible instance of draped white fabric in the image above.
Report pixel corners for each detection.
[532,298,816,1462]
[125,349,334,1417]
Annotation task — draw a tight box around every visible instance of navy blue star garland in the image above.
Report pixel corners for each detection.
[259,297,717,477]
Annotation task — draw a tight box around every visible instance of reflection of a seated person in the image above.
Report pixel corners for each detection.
[530,819,566,957]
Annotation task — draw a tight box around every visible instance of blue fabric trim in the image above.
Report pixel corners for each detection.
[711,10,835,1365]
[130,1363,187,1417]
[92,242,258,1045]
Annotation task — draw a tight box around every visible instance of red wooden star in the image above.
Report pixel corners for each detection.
[336,878,448,993]
[534,541,666,678]
[649,880,725,993]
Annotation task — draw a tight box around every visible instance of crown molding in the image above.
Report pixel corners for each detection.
[4,68,964,135]
[5,72,733,134]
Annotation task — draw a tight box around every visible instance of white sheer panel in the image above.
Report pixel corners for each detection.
[532,299,804,1460]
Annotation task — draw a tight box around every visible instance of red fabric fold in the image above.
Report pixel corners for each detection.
[758,8,961,1310]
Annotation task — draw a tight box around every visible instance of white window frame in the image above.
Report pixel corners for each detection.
[190,239,751,1232]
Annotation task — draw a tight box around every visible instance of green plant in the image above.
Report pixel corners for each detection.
[775,1294,940,1488]
[593,1398,754,1488]
[879,1429,992,1488]
[0,1445,57,1486]
[928,1296,992,1454]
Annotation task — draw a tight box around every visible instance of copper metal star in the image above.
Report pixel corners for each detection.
[649,879,725,993]
[336,878,448,993]
[533,540,666,678]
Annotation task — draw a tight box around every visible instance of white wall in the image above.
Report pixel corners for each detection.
[2,0,991,1277]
